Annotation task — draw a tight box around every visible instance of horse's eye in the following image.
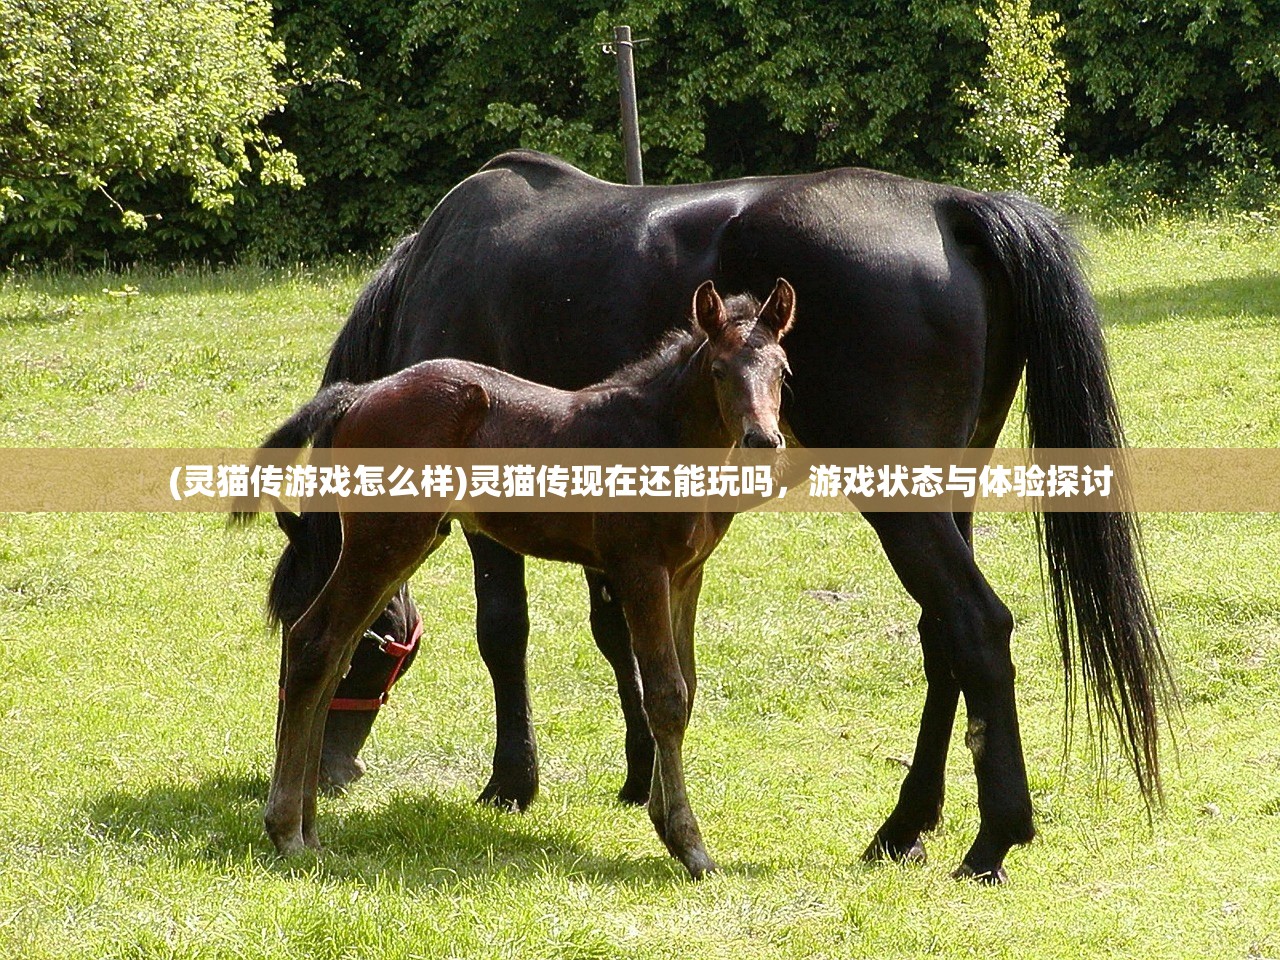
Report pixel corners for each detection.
[711,362,726,381]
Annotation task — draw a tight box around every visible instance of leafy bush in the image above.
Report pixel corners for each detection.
[1052,0,1280,209]
[0,0,298,258]
[5,0,1279,262]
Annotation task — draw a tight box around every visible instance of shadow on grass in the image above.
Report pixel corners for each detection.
[82,771,771,889]
[1097,270,1280,327]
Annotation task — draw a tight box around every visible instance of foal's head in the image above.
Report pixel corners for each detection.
[692,278,796,449]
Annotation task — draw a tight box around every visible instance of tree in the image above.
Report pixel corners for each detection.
[1051,0,1280,209]
[958,0,1072,204]
[0,0,299,243]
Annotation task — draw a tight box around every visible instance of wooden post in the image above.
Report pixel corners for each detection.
[612,25,644,185]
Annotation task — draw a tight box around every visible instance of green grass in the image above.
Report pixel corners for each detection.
[1,219,1278,959]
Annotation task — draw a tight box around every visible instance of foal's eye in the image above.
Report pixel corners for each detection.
[711,362,726,381]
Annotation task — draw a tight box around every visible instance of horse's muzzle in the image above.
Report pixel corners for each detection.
[741,429,785,450]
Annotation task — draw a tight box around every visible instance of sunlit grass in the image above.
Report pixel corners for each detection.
[1,220,1278,959]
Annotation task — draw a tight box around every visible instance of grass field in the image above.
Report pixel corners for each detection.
[1,217,1278,959]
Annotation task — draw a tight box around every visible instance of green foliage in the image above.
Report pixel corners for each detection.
[5,0,1280,261]
[957,0,1072,204]
[84,0,986,262]
[402,0,985,181]
[1051,0,1280,208]
[1187,122,1280,212]
[0,0,298,251]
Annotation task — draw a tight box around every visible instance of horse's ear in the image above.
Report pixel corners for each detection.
[274,506,305,545]
[692,280,727,338]
[759,278,796,338]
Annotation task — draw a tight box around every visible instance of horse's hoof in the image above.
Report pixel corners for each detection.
[269,829,308,858]
[862,836,927,865]
[477,775,537,812]
[617,778,650,806]
[952,862,1008,885]
[319,754,366,796]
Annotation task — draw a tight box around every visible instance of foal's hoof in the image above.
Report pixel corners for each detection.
[862,836,927,865]
[682,850,718,881]
[266,826,309,858]
[952,862,1008,885]
[319,754,366,796]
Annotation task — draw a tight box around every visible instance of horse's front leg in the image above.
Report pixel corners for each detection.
[585,569,654,805]
[612,562,716,880]
[465,531,540,811]
[670,566,704,721]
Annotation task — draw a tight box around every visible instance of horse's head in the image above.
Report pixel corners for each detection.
[692,278,796,450]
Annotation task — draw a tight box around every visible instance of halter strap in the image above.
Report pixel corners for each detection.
[277,614,423,712]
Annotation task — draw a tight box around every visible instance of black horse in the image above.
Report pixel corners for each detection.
[260,150,1170,882]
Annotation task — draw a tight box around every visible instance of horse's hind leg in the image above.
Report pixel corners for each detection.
[860,511,1033,883]
[863,512,982,865]
[585,569,654,805]
[466,531,540,811]
[863,630,959,865]
[269,593,382,854]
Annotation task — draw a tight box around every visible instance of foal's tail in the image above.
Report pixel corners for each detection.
[958,191,1175,803]
[257,382,366,453]
[228,382,366,525]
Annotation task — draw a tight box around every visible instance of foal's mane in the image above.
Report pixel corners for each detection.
[597,292,763,392]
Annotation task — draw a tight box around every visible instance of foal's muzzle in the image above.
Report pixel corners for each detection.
[741,429,785,450]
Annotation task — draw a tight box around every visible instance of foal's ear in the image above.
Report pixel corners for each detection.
[692,280,727,338]
[759,278,796,338]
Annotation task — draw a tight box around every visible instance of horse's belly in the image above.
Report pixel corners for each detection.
[460,511,604,569]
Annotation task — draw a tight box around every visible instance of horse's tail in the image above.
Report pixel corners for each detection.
[957,190,1175,803]
[228,382,365,527]
[233,232,421,622]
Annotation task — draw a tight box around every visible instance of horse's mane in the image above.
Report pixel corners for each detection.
[596,292,762,393]
[322,232,417,385]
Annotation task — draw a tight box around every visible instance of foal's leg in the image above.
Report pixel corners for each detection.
[644,567,704,851]
[585,569,654,804]
[613,564,715,879]
[268,512,445,854]
[670,567,704,721]
[860,511,1033,883]
[465,531,540,811]
[269,587,391,854]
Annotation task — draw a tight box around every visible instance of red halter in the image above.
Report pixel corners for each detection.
[278,615,423,712]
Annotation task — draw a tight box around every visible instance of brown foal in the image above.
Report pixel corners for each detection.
[241,278,796,878]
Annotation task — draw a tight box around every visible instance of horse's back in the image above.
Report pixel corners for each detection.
[387,152,1012,447]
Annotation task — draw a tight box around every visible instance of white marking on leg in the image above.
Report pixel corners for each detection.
[965,718,987,762]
